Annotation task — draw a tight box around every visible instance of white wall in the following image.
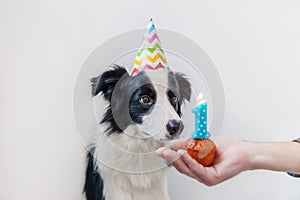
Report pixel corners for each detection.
[1,0,300,200]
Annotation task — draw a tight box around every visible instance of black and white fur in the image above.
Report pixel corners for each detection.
[84,65,191,200]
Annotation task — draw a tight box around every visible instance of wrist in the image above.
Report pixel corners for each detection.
[242,141,300,172]
[242,141,263,171]
[231,141,257,171]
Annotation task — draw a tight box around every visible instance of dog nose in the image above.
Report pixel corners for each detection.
[166,120,184,136]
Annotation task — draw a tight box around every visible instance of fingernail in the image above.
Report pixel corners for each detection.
[156,147,164,156]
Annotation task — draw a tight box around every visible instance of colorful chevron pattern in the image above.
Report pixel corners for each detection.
[130,19,169,76]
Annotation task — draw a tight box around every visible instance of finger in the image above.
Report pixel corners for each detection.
[172,157,204,182]
[181,153,215,185]
[156,147,182,164]
[170,139,186,151]
[156,147,166,157]
[156,147,203,182]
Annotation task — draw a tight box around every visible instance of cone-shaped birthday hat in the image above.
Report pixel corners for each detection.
[130,19,169,76]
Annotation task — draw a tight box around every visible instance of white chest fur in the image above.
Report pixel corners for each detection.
[92,125,170,200]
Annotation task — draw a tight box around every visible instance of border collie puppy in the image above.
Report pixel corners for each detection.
[84,65,191,200]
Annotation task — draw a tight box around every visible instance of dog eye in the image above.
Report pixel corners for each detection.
[139,95,153,105]
[171,96,177,104]
[167,90,177,105]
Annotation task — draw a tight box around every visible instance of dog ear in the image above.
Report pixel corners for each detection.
[91,65,129,101]
[174,72,191,102]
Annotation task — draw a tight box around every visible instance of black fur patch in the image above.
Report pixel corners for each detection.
[84,149,105,200]
[128,82,156,124]
[167,71,191,116]
[91,65,128,100]
[91,65,156,135]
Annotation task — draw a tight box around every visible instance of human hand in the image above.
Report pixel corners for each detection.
[156,138,252,186]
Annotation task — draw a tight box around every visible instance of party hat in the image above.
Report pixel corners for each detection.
[130,19,169,76]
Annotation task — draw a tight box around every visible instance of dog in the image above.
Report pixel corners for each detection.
[84,65,191,200]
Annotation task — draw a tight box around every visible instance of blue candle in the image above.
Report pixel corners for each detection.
[191,93,211,139]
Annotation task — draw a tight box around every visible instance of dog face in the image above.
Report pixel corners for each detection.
[91,65,191,141]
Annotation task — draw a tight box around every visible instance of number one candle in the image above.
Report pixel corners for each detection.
[185,93,217,166]
[191,93,211,139]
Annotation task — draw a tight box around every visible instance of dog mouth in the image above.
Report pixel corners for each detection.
[159,134,179,141]
[142,131,178,141]
[165,135,175,140]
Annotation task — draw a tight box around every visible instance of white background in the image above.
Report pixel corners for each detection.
[1,0,300,200]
